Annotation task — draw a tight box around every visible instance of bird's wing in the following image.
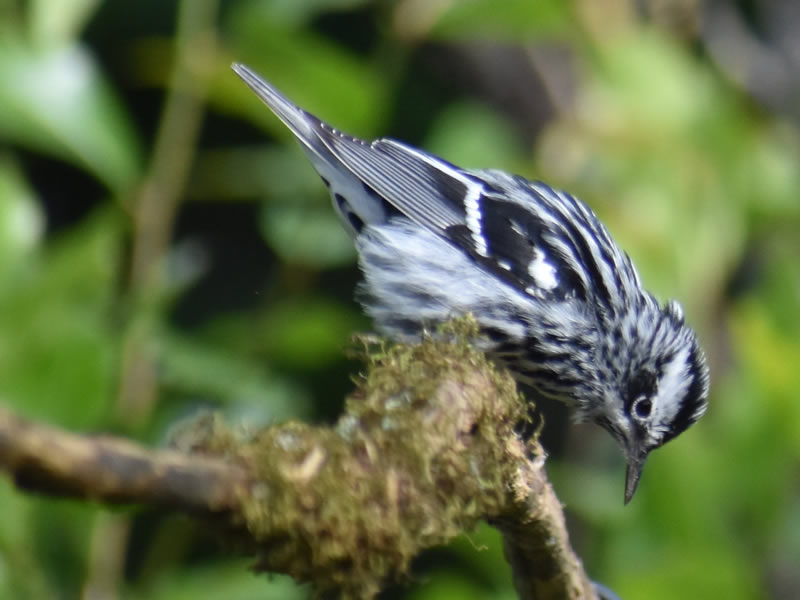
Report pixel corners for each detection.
[232,62,587,301]
[233,62,472,233]
[320,134,479,234]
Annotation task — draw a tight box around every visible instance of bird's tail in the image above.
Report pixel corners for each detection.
[232,63,323,151]
[232,62,392,235]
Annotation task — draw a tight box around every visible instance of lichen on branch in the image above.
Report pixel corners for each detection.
[184,317,538,597]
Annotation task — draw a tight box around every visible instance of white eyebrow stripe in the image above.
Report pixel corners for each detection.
[648,345,692,440]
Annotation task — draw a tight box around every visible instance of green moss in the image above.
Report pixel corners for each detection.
[187,317,538,598]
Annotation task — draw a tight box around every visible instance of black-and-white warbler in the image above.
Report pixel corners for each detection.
[232,63,710,503]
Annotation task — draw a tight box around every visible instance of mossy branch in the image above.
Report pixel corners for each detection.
[0,319,596,599]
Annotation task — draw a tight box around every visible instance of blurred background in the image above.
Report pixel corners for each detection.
[0,0,799,598]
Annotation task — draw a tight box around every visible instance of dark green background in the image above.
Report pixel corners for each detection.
[0,1,798,598]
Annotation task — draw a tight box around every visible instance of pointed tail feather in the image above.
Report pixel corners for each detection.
[232,63,322,149]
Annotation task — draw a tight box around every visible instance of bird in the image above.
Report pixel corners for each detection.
[231,62,710,504]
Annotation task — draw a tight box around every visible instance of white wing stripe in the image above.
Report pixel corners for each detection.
[463,183,487,257]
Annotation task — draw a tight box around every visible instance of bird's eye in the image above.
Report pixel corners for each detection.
[633,397,652,419]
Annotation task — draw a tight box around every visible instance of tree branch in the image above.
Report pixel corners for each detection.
[0,407,246,511]
[0,325,596,599]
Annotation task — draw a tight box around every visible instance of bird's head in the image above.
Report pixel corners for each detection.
[594,299,710,503]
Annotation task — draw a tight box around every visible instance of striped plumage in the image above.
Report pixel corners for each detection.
[232,63,710,503]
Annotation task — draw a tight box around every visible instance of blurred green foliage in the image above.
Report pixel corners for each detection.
[0,1,798,599]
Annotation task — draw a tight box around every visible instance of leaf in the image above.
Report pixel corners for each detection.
[199,296,364,371]
[0,156,44,277]
[235,0,372,29]
[159,333,311,421]
[261,201,356,268]
[0,211,121,428]
[255,298,363,369]
[0,39,142,191]
[427,0,570,41]
[423,101,527,172]
[29,0,103,47]
[126,562,305,600]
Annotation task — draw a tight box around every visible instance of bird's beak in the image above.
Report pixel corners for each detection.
[624,450,648,504]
